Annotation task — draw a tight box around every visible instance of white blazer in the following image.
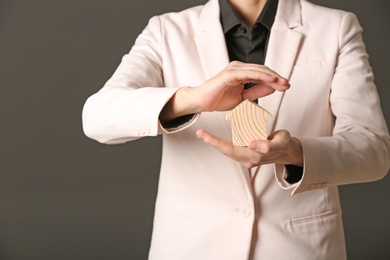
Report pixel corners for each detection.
[82,0,390,259]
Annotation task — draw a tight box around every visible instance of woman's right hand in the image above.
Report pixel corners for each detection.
[160,61,290,122]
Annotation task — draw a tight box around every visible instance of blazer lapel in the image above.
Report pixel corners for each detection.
[194,0,256,190]
[259,0,303,133]
[194,0,230,79]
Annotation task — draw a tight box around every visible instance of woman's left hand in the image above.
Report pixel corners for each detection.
[196,129,303,168]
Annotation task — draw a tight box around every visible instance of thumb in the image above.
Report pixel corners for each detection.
[248,140,270,153]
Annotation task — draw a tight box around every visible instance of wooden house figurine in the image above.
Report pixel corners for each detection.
[225,99,272,146]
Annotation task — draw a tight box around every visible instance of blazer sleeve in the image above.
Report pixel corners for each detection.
[275,12,390,194]
[82,16,199,144]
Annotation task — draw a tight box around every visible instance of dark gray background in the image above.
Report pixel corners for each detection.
[1,0,389,259]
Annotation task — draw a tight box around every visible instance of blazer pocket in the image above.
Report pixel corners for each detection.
[286,209,345,259]
[290,209,340,227]
[155,203,201,222]
[288,209,344,244]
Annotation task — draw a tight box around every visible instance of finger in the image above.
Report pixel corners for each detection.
[249,131,290,153]
[248,140,271,154]
[251,78,290,90]
[242,85,276,100]
[197,129,260,164]
[242,80,290,101]
[228,61,286,80]
[227,63,290,87]
[196,129,234,155]
[224,70,275,87]
[222,68,289,89]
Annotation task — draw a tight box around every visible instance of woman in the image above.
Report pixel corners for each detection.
[82,0,390,259]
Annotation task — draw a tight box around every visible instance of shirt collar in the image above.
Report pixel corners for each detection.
[219,0,279,33]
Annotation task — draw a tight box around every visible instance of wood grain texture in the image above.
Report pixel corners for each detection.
[225,99,272,146]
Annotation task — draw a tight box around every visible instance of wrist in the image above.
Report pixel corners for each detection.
[289,137,304,166]
[178,87,202,114]
[160,87,200,123]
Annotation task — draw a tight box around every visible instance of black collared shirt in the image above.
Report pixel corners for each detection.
[219,0,279,66]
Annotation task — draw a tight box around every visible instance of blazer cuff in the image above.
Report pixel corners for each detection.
[275,164,301,192]
[158,113,200,134]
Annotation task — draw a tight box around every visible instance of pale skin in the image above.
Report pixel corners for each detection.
[159,0,304,169]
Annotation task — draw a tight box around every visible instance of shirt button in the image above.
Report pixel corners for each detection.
[240,26,247,33]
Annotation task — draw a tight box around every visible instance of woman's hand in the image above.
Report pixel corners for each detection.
[160,61,289,122]
[192,61,290,112]
[196,129,303,169]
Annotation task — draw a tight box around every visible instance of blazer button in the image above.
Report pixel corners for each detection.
[236,205,251,217]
